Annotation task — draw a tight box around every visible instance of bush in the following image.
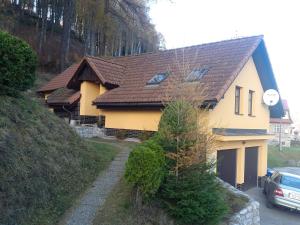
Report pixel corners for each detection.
[160,164,228,225]
[125,140,166,199]
[0,31,37,96]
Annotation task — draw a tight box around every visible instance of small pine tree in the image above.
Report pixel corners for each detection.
[156,100,215,178]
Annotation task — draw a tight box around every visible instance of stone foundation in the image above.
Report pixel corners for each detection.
[105,128,154,139]
[73,125,105,138]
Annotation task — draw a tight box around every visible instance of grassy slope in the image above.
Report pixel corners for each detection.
[93,179,247,225]
[268,145,300,168]
[0,95,119,225]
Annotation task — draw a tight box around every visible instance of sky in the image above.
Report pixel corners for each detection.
[149,0,300,124]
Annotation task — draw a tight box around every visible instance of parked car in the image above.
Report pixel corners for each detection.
[263,167,300,210]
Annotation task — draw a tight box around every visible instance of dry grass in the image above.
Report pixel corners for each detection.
[0,95,120,225]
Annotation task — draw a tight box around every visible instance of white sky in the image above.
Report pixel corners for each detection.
[149,0,300,124]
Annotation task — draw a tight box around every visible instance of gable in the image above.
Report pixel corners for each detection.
[67,62,101,90]
[209,57,270,130]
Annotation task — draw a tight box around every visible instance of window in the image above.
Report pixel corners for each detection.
[147,72,169,85]
[185,67,209,82]
[248,90,254,116]
[235,86,241,114]
[275,124,282,133]
[281,175,300,189]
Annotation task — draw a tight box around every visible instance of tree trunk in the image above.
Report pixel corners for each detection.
[60,0,74,71]
[39,0,48,55]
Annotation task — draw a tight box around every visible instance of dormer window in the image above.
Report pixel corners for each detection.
[147,72,169,85]
[185,67,209,82]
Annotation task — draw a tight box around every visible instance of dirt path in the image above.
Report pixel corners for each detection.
[59,141,131,225]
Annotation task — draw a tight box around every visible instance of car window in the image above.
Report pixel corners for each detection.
[281,175,300,189]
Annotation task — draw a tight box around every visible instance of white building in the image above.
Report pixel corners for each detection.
[269,100,293,147]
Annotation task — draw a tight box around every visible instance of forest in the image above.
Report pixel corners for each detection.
[0,0,163,71]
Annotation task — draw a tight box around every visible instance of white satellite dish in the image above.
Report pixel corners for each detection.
[263,89,279,106]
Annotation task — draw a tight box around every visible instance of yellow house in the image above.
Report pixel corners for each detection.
[38,35,284,190]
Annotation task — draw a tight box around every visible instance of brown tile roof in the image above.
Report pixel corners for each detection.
[38,57,125,93]
[47,88,80,105]
[94,35,263,105]
[38,63,79,92]
[84,56,124,86]
[270,118,293,124]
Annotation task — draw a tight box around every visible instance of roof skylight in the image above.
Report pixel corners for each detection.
[147,72,169,85]
[185,67,209,82]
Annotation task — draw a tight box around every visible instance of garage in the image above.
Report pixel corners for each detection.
[244,147,258,190]
[217,149,237,187]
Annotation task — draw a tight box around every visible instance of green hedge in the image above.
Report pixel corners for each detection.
[125,140,166,199]
[0,31,37,96]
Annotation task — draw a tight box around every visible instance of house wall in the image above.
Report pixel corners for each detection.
[102,109,162,131]
[208,57,270,130]
[80,81,101,116]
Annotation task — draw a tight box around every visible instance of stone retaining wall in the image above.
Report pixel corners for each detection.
[219,179,260,225]
[73,125,104,138]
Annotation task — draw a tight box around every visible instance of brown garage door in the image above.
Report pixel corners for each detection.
[217,149,237,187]
[244,147,258,190]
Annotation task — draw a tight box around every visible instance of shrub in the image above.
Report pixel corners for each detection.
[125,139,166,199]
[0,31,37,96]
[160,164,228,225]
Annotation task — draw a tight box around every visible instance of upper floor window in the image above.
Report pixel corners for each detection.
[185,67,209,82]
[147,72,169,85]
[235,86,241,114]
[248,90,254,116]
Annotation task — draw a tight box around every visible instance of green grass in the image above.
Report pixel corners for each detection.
[0,95,120,225]
[93,178,247,225]
[268,145,300,168]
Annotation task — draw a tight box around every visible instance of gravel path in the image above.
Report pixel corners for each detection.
[60,143,131,225]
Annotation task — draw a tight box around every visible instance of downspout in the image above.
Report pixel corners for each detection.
[62,105,72,124]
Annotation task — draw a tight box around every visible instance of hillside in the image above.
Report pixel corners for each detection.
[0,94,119,225]
[0,6,84,72]
[0,1,162,72]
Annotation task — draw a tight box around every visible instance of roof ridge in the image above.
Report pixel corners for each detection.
[108,35,264,60]
[85,55,126,67]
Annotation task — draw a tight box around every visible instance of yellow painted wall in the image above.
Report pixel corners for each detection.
[212,139,268,185]
[80,81,101,116]
[102,109,162,131]
[98,84,107,115]
[208,57,270,130]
